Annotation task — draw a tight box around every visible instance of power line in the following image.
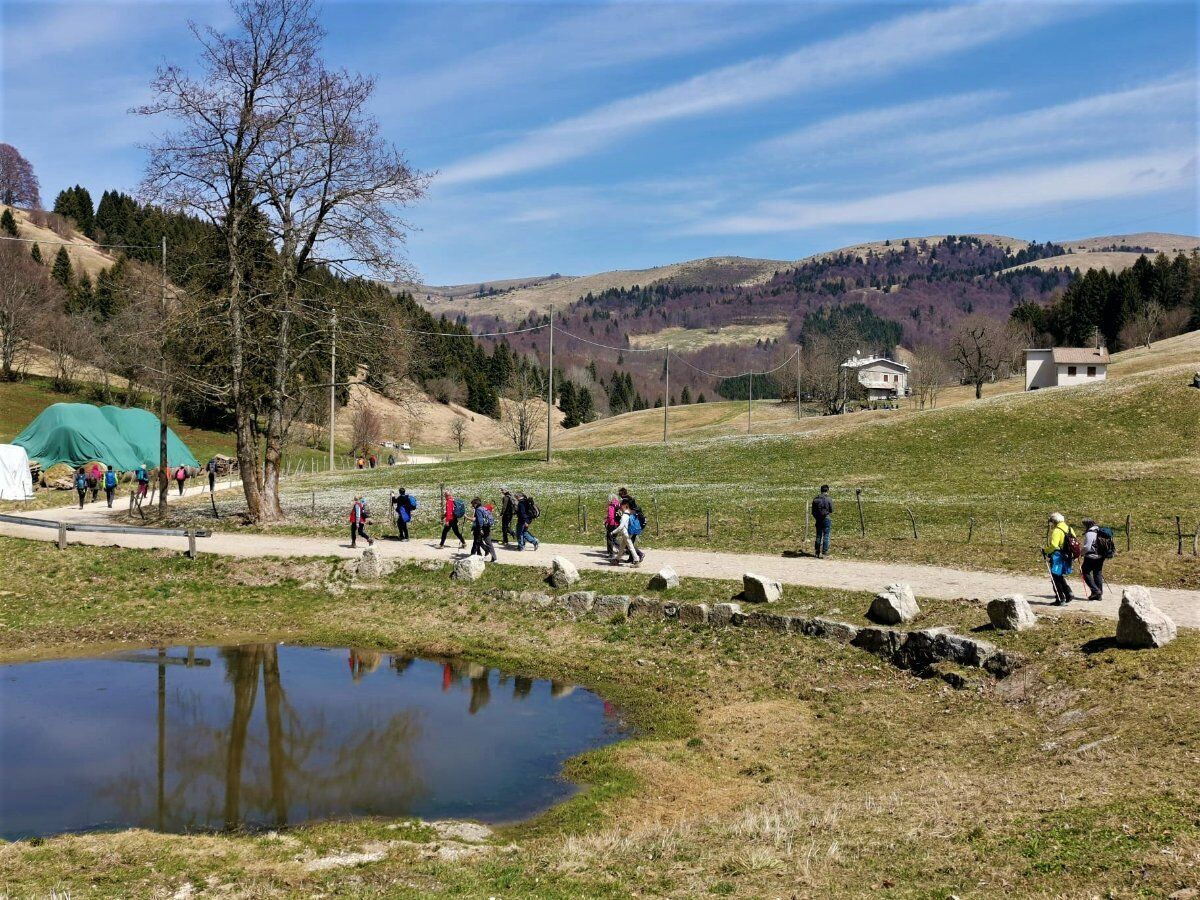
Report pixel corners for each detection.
[555,327,665,353]
[0,233,159,251]
[670,347,800,380]
[292,297,550,338]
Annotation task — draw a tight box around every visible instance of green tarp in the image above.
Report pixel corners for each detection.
[13,403,199,471]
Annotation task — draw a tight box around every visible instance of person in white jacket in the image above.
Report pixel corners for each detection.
[610,499,644,567]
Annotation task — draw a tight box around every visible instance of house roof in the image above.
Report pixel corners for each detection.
[1051,347,1110,365]
[841,356,910,371]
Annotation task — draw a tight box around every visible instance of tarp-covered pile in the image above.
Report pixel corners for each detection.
[0,444,34,501]
[13,403,200,472]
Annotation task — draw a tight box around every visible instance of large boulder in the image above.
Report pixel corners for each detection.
[451,556,486,582]
[987,595,1037,631]
[742,572,783,604]
[548,556,581,589]
[647,566,680,591]
[1116,586,1177,648]
[867,583,919,625]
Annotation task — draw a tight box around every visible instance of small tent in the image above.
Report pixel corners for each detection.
[0,444,34,501]
[12,403,199,472]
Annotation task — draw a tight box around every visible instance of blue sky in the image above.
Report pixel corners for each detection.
[1,0,1197,284]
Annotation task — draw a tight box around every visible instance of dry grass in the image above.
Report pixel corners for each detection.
[627,322,789,352]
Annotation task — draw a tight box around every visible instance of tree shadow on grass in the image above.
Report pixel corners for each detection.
[1081,636,1120,654]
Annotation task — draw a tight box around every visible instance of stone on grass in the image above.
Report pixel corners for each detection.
[1116,586,1177,649]
[561,591,596,616]
[709,602,743,627]
[594,594,632,619]
[745,611,793,633]
[677,603,709,625]
[983,649,1022,678]
[851,626,905,659]
[628,596,663,619]
[934,632,997,668]
[548,556,580,589]
[451,556,486,582]
[802,617,860,644]
[742,572,783,604]
[987,594,1037,631]
[647,566,680,591]
[867,583,919,625]
[520,591,554,608]
[344,547,393,580]
[661,602,680,620]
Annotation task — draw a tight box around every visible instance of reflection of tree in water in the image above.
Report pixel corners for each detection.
[98,644,425,832]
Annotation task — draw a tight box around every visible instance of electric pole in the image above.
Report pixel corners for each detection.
[747,369,753,434]
[328,309,336,472]
[663,345,670,443]
[795,347,802,419]
[546,305,554,463]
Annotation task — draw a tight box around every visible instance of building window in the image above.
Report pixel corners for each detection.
[1087,366,1096,377]
[1068,366,1077,377]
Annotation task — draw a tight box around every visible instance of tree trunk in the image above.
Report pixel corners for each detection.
[975,381,983,399]
[227,261,266,522]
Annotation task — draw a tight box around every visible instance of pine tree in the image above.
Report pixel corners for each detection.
[30,243,43,264]
[0,207,17,236]
[680,385,692,404]
[72,271,95,315]
[51,246,73,288]
[697,393,706,403]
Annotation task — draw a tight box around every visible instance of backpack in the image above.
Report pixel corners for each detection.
[1062,526,1082,561]
[136,467,148,483]
[409,495,418,510]
[481,506,495,528]
[86,473,97,488]
[453,498,466,518]
[1095,527,1116,560]
[104,471,116,489]
[527,497,540,521]
[628,514,643,537]
[74,473,87,490]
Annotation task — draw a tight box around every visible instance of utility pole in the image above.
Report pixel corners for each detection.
[546,305,554,463]
[158,235,168,513]
[747,370,753,434]
[663,345,670,443]
[795,347,802,419]
[328,309,337,472]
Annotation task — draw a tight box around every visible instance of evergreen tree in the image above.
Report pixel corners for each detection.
[575,385,594,424]
[697,393,706,403]
[558,380,579,427]
[0,207,16,236]
[51,246,73,288]
[53,185,95,237]
[680,385,691,404]
[30,243,42,264]
[71,271,95,316]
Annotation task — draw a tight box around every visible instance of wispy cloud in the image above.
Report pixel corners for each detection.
[439,2,1089,185]
[696,151,1196,234]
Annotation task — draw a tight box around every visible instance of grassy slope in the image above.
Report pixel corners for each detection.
[0,538,1197,897]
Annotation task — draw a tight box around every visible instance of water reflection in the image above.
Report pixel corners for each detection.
[0,645,623,839]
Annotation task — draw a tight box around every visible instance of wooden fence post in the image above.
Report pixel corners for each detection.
[582,506,588,534]
[855,488,865,537]
[706,507,712,541]
[802,510,808,547]
[57,521,67,550]
[1125,513,1131,552]
[1176,516,1183,555]
[905,506,919,540]
[967,516,975,544]
[210,493,219,518]
[653,496,660,537]
[186,529,196,560]
[997,516,1005,546]
[1193,523,1199,557]
[748,507,755,542]
[311,491,316,515]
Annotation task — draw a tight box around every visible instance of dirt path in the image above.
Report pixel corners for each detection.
[5,481,1197,628]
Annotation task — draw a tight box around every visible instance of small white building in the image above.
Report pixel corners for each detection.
[1024,347,1110,390]
[841,355,910,400]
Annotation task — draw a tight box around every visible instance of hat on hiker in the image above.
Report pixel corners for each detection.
[1049,512,1064,523]
[500,486,510,493]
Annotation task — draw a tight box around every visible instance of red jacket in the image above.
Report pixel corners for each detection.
[444,495,455,524]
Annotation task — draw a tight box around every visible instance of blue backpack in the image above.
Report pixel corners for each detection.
[74,473,87,490]
[104,471,117,488]
[628,515,643,537]
[453,498,466,518]
[409,495,419,510]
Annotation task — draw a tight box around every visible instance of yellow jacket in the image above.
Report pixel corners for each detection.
[1045,521,1072,554]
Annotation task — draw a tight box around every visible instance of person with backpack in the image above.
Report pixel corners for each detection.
[440,489,466,549]
[207,458,218,493]
[393,487,415,541]
[515,491,540,551]
[1043,512,1079,605]
[88,462,102,502]
[470,497,498,563]
[611,498,644,566]
[104,465,117,508]
[174,465,187,496]
[1080,518,1114,601]
[349,496,374,548]
[604,493,621,558]
[811,484,834,558]
[135,463,149,500]
[500,487,516,546]
[616,487,646,560]
[74,468,88,509]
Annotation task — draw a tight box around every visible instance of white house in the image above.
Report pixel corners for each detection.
[1024,347,1110,390]
[841,355,909,400]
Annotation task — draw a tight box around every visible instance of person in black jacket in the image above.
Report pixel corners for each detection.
[811,484,833,558]
[500,487,516,546]
[393,488,414,541]
[515,492,539,551]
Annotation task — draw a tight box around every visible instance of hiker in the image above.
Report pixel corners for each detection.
[387,453,396,467]
[1043,512,1079,605]
[174,465,187,496]
[136,463,149,499]
[440,489,466,549]
[617,487,646,562]
[1081,518,1114,602]
[85,465,99,503]
[104,465,117,508]
[811,485,834,558]
[207,457,217,492]
[356,456,365,470]
[393,487,415,541]
[470,497,498,563]
[611,499,643,566]
[516,491,540,551]
[88,462,102,502]
[369,454,377,469]
[349,495,374,548]
[74,468,87,509]
[604,493,620,557]
[499,487,516,546]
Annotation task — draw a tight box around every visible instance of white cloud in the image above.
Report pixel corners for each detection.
[696,151,1196,234]
[439,2,1089,185]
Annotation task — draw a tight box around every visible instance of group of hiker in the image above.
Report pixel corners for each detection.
[1043,512,1115,604]
[71,458,225,510]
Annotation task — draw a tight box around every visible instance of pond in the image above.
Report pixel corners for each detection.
[0,645,625,839]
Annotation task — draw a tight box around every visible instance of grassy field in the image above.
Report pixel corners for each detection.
[158,365,1200,588]
[0,535,1197,897]
[627,321,788,351]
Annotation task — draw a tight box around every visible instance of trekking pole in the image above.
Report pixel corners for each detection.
[1043,552,1061,603]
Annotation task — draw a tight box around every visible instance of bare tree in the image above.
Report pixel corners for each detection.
[0,143,41,208]
[0,243,49,379]
[950,314,1006,399]
[799,322,862,415]
[449,417,467,452]
[500,369,546,451]
[43,311,92,393]
[349,397,382,456]
[1121,299,1164,349]
[909,342,948,410]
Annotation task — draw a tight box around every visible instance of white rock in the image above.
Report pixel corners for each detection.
[647,566,680,591]
[743,572,783,604]
[1116,586,1177,648]
[986,594,1037,631]
[548,555,580,588]
[451,556,486,582]
[867,583,919,625]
